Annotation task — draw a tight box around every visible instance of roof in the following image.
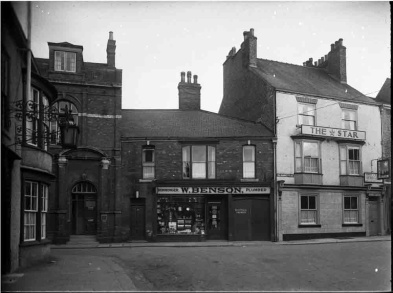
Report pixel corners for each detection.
[121,109,273,139]
[252,59,379,105]
[48,42,83,50]
[375,78,391,105]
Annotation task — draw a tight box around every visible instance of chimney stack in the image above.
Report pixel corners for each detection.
[241,28,257,68]
[327,38,347,83]
[106,31,116,68]
[178,71,201,110]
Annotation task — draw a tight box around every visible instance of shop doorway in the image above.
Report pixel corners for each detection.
[131,199,146,240]
[368,198,381,236]
[207,200,226,240]
[71,182,97,235]
[233,198,270,241]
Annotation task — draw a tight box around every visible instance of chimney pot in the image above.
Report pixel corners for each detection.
[193,75,198,84]
[303,62,306,66]
[109,31,113,40]
[325,54,328,61]
[321,57,325,63]
[318,59,321,65]
[314,62,317,66]
[250,28,254,36]
[181,71,185,82]
[309,57,313,62]
[338,38,343,46]
[187,71,192,83]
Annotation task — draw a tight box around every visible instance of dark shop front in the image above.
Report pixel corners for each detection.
[155,186,272,242]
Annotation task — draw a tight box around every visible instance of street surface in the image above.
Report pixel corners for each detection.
[2,241,391,291]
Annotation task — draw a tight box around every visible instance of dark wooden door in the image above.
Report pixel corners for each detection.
[131,204,145,240]
[84,195,97,235]
[233,198,270,241]
[369,199,380,236]
[207,201,226,240]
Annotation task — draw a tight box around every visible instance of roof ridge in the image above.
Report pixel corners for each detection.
[258,58,326,70]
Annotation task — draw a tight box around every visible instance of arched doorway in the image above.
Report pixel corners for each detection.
[71,181,97,235]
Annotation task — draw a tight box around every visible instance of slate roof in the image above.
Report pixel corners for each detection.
[121,109,273,139]
[375,78,391,105]
[48,42,83,50]
[252,59,379,105]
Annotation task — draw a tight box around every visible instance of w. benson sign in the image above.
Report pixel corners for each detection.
[156,186,270,195]
[301,125,366,140]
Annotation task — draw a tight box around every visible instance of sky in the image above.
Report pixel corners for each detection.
[14,1,391,113]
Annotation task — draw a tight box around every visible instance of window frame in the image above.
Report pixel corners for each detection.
[294,140,321,174]
[41,184,48,239]
[339,144,362,175]
[54,51,76,72]
[142,146,155,179]
[341,108,358,131]
[243,145,256,179]
[182,145,216,179]
[343,194,360,224]
[299,194,319,225]
[297,103,316,126]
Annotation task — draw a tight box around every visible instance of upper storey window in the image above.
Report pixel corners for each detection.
[243,145,256,179]
[341,109,357,130]
[298,103,316,126]
[54,51,76,72]
[182,145,216,179]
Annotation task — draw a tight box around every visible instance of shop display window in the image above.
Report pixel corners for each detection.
[157,196,205,235]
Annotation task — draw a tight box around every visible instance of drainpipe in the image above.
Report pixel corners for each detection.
[272,137,278,241]
[26,2,32,105]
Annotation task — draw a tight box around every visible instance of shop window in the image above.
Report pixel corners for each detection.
[24,181,49,241]
[298,103,315,126]
[157,196,205,235]
[182,145,215,179]
[50,101,78,145]
[340,145,361,175]
[142,146,155,179]
[295,140,321,173]
[341,109,357,130]
[54,51,76,72]
[300,194,318,224]
[243,145,255,178]
[343,195,359,223]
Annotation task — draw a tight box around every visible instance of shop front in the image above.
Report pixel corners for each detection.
[154,186,272,242]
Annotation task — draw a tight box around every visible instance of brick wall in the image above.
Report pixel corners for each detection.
[219,48,276,132]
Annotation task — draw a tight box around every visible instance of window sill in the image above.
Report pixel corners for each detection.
[20,238,51,247]
[298,224,321,228]
[240,178,259,182]
[342,223,362,227]
[139,179,155,183]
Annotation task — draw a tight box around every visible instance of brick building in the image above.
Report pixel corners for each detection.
[120,71,275,241]
[35,32,123,243]
[375,78,391,234]
[2,2,57,272]
[219,29,384,240]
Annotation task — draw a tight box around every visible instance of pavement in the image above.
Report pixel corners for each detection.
[1,235,390,292]
[51,234,390,248]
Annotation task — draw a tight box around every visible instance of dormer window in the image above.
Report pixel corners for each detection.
[54,51,76,72]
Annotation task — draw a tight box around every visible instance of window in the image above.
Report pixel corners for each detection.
[50,101,78,145]
[340,145,361,175]
[41,185,48,239]
[243,145,256,178]
[341,109,357,130]
[1,50,10,130]
[300,195,318,224]
[26,88,39,146]
[24,181,49,241]
[142,147,155,179]
[298,103,315,126]
[295,141,320,173]
[54,51,76,72]
[343,195,359,223]
[182,145,215,179]
[24,181,38,241]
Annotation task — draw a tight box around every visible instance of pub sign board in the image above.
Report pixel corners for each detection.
[301,125,366,140]
[377,159,390,179]
[364,172,383,183]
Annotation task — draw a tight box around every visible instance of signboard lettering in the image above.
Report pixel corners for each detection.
[301,125,366,140]
[156,186,270,194]
[364,172,383,183]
